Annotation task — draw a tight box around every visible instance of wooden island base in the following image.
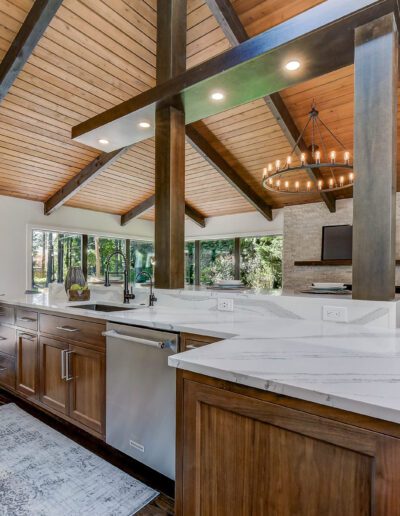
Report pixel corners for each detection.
[176,370,400,516]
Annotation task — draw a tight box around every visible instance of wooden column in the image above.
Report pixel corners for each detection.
[81,234,88,280]
[154,0,187,289]
[195,240,200,286]
[352,13,398,300]
[234,237,240,280]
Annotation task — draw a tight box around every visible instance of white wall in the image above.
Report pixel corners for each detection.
[0,195,154,297]
[185,209,283,240]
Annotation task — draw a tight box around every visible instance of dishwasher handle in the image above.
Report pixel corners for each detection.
[102,329,175,350]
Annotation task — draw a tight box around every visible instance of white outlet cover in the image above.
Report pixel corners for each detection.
[323,305,348,322]
[217,298,234,312]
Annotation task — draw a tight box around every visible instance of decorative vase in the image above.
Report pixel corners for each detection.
[64,267,86,293]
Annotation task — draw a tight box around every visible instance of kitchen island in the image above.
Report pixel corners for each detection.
[2,290,400,514]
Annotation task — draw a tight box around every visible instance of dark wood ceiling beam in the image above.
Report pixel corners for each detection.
[0,0,63,102]
[186,125,273,221]
[121,195,206,228]
[204,0,336,213]
[121,195,155,226]
[72,0,394,150]
[44,147,130,215]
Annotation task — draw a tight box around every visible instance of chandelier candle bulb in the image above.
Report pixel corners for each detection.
[306,181,311,191]
[263,168,267,179]
[300,153,306,165]
[330,151,336,163]
[329,178,334,189]
[318,180,323,190]
[286,156,292,167]
[344,151,350,164]
[295,181,300,191]
[276,179,281,189]
[267,163,273,173]
[284,181,289,190]
[349,172,354,183]
[275,160,281,171]
[339,176,344,187]
[315,151,321,164]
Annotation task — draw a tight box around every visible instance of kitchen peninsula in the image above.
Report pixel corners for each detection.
[1,288,400,514]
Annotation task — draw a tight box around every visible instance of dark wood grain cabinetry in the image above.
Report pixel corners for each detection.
[180,332,221,351]
[16,331,39,398]
[0,303,106,439]
[176,370,400,516]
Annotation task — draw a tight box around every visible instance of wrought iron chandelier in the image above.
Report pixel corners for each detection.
[261,103,354,195]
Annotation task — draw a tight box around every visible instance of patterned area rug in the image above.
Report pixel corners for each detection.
[0,404,158,515]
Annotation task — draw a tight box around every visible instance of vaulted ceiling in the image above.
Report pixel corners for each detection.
[0,0,385,224]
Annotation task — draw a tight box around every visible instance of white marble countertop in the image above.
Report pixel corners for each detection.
[2,291,400,424]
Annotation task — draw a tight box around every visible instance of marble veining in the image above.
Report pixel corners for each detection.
[2,289,400,424]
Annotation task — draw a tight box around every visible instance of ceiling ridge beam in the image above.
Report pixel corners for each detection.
[204,0,336,213]
[121,194,206,228]
[0,0,63,103]
[185,124,272,221]
[44,147,130,215]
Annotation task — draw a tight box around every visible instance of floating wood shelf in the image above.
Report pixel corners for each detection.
[294,260,400,266]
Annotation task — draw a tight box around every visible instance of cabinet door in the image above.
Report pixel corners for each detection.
[67,344,105,435]
[39,337,69,415]
[16,332,38,398]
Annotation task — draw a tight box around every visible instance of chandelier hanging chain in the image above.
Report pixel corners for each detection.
[314,116,337,186]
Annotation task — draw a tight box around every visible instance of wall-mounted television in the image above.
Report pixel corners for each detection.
[321,225,352,260]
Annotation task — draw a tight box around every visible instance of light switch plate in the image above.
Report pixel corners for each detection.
[323,305,348,322]
[217,298,234,312]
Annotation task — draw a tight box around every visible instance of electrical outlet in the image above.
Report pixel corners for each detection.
[217,298,234,312]
[129,440,145,453]
[323,305,348,322]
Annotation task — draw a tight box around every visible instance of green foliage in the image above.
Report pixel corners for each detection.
[240,236,283,289]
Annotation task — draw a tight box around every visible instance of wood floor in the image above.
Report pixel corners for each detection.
[0,390,175,516]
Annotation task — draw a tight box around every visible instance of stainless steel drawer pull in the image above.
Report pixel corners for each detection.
[61,349,67,380]
[102,329,172,349]
[65,351,74,381]
[56,326,79,333]
[18,317,36,322]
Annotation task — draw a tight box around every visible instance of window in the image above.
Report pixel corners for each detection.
[87,236,126,283]
[200,239,235,285]
[240,236,283,289]
[185,242,195,285]
[130,240,154,283]
[32,231,82,290]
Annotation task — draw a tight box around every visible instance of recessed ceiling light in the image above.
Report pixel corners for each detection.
[210,91,225,101]
[138,121,151,128]
[98,139,109,145]
[285,60,301,71]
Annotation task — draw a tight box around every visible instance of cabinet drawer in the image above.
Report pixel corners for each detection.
[16,309,38,332]
[0,325,16,356]
[39,313,105,349]
[181,333,221,351]
[0,304,15,325]
[0,352,15,390]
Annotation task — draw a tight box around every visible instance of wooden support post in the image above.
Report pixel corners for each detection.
[82,234,88,281]
[234,237,240,280]
[352,13,398,300]
[195,240,200,286]
[154,0,187,289]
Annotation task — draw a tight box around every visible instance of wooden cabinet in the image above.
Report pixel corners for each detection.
[180,332,221,351]
[0,324,16,357]
[39,337,69,415]
[0,353,15,390]
[15,309,38,332]
[16,331,38,398]
[68,344,105,435]
[176,370,400,516]
[0,304,15,325]
[39,313,105,349]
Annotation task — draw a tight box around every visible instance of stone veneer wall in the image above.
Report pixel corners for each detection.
[283,196,400,291]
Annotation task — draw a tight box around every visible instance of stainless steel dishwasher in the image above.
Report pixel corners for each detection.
[104,322,179,480]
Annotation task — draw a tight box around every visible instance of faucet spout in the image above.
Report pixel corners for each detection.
[135,271,157,307]
[104,250,135,304]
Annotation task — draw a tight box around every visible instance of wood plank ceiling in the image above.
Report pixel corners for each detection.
[0,0,381,223]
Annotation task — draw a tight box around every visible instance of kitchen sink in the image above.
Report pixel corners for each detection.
[71,303,140,312]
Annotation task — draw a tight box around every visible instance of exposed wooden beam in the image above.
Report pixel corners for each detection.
[185,203,206,228]
[352,13,398,300]
[204,0,335,212]
[121,195,155,226]
[44,147,129,215]
[121,195,206,228]
[72,0,394,151]
[186,124,272,221]
[0,0,63,102]
[154,0,187,289]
